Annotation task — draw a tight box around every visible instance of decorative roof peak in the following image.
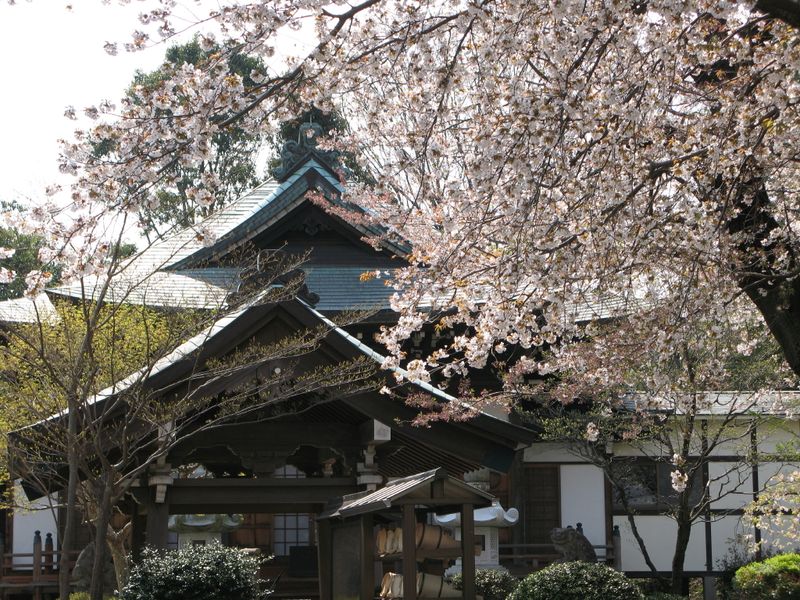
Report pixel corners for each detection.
[274,121,340,182]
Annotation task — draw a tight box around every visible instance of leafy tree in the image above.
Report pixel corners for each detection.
[0,227,59,301]
[0,300,178,585]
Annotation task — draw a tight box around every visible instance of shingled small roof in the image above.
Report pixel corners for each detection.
[318,467,494,519]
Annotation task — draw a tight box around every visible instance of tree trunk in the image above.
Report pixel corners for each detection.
[59,399,80,600]
[106,522,131,592]
[88,478,113,600]
[670,506,692,594]
[727,176,800,377]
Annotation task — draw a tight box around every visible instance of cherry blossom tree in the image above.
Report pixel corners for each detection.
[4,0,798,392]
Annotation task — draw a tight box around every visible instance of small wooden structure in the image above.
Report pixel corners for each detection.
[317,468,494,600]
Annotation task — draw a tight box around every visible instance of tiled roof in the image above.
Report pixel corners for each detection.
[622,390,800,416]
[0,294,57,324]
[133,179,283,271]
[305,266,395,312]
[48,268,240,309]
[46,159,405,311]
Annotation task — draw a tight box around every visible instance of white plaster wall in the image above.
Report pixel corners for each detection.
[12,483,58,569]
[710,516,751,568]
[707,422,752,457]
[613,516,706,573]
[559,465,606,548]
[708,462,752,510]
[612,441,660,457]
[523,443,587,463]
[758,460,799,486]
[756,420,800,454]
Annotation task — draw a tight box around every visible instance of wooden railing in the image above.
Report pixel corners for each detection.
[0,531,80,600]
[499,523,622,575]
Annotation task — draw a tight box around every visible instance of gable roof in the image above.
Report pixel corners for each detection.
[12,289,534,502]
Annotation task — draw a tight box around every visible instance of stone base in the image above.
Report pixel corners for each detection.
[444,563,510,578]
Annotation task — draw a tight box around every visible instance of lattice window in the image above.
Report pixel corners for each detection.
[272,465,311,556]
[522,465,560,544]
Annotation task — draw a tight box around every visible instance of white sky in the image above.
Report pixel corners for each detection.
[0,2,178,203]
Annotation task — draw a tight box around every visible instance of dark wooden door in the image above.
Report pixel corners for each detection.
[522,465,560,543]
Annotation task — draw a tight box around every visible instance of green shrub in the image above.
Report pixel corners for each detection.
[69,594,118,600]
[645,593,686,600]
[450,568,519,600]
[733,553,800,600]
[119,544,264,600]
[509,562,643,600]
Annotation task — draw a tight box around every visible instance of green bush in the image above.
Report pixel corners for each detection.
[733,553,800,600]
[69,594,118,600]
[509,562,643,600]
[119,544,264,600]
[450,568,519,600]
[645,593,685,600]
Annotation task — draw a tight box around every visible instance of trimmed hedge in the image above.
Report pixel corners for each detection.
[733,553,800,600]
[508,562,643,600]
[119,544,264,600]
[450,568,519,600]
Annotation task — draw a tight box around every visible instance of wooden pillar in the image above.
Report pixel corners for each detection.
[44,533,53,573]
[145,491,170,549]
[317,520,332,600]
[131,508,146,560]
[360,514,374,600]
[612,525,622,571]
[461,504,476,600]
[402,504,417,600]
[32,531,42,600]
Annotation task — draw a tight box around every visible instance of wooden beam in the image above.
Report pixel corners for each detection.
[461,504,476,600]
[132,478,358,512]
[170,422,361,459]
[402,505,417,600]
[343,394,518,471]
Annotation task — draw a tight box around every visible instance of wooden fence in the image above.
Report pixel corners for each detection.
[0,531,79,600]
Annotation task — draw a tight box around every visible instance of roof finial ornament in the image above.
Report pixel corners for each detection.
[275,120,339,181]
